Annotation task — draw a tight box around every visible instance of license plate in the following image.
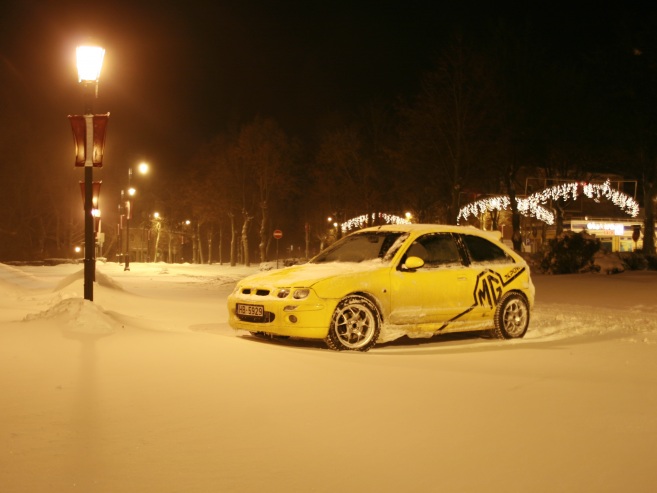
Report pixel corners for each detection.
[237,303,264,318]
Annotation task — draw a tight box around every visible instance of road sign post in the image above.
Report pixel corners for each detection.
[273,229,283,268]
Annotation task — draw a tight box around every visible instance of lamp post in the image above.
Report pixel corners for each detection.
[124,162,149,270]
[79,181,102,265]
[76,45,105,301]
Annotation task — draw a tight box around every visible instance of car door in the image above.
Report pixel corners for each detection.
[388,233,473,331]
[457,233,521,322]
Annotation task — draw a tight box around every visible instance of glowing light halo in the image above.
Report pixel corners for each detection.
[457,179,640,226]
[341,212,411,233]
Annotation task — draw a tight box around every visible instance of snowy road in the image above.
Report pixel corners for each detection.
[1,262,656,492]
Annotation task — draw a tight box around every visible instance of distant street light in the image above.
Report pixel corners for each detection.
[124,162,149,271]
[73,44,106,302]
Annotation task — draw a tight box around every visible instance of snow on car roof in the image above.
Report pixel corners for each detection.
[357,223,502,240]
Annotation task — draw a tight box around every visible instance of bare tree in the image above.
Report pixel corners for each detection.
[241,209,254,266]
[228,212,237,266]
[397,33,495,224]
[605,21,657,255]
[315,117,390,227]
[233,117,294,263]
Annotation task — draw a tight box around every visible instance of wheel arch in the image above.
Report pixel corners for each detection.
[500,289,531,309]
[348,291,385,323]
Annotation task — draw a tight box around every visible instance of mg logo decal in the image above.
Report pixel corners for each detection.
[474,270,504,309]
[440,266,526,332]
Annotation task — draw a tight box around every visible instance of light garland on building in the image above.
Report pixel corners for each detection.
[457,179,640,226]
[341,212,411,233]
[457,196,555,225]
[580,180,640,216]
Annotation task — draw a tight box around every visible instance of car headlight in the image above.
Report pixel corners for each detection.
[277,288,291,298]
[293,288,310,300]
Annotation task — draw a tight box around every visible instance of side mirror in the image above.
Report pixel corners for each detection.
[403,256,425,270]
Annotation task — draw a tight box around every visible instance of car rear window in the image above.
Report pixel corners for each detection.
[460,234,513,263]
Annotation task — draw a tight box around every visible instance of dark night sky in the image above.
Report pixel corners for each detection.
[2,1,458,173]
[1,1,656,213]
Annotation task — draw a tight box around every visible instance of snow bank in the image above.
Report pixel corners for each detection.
[24,297,117,335]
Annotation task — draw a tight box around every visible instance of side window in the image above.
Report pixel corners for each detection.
[460,234,512,264]
[404,233,462,268]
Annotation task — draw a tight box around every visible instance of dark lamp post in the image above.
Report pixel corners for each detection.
[76,45,105,301]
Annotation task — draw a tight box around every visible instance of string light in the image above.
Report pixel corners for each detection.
[457,196,555,225]
[341,212,411,233]
[457,179,640,225]
[580,180,640,216]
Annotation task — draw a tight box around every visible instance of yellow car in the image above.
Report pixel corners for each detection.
[228,224,535,351]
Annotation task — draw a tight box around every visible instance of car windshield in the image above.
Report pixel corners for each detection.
[311,232,407,264]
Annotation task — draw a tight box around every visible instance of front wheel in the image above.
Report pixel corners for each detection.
[492,292,530,339]
[326,295,380,352]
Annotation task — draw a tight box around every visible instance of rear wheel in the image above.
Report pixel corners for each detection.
[326,295,380,352]
[492,292,530,339]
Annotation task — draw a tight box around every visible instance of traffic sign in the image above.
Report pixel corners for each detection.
[273,229,283,239]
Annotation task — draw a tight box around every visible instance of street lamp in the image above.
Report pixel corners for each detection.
[75,44,105,301]
[124,162,149,271]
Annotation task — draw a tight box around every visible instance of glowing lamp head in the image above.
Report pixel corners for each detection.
[137,162,149,175]
[76,45,105,82]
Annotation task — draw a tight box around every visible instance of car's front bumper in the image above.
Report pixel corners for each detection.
[227,293,338,340]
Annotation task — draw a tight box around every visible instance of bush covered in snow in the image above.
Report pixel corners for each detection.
[540,231,601,274]
[592,251,625,274]
[618,251,657,271]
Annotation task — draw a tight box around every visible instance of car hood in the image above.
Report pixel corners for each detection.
[238,260,386,288]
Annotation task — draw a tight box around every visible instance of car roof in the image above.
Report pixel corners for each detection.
[355,223,501,240]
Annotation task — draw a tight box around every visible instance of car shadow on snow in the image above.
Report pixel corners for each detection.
[239,332,327,351]
[236,326,627,355]
[238,330,512,354]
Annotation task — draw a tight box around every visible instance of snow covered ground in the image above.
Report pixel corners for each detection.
[1,261,656,493]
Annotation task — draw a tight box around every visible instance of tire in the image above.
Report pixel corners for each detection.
[492,292,530,339]
[326,295,381,352]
